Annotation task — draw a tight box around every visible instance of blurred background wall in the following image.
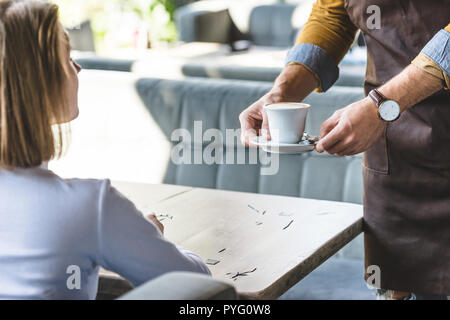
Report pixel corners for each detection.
[53,0,314,53]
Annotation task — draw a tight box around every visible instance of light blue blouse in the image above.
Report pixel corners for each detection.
[0,165,210,300]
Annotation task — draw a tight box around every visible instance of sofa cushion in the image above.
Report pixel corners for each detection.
[181,63,365,87]
[248,4,298,47]
[175,1,300,47]
[175,1,233,43]
[75,57,135,72]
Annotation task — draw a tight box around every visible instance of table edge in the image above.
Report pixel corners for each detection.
[238,218,364,300]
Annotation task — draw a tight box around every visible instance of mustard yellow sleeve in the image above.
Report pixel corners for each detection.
[285,0,359,92]
[412,54,450,89]
[411,23,450,90]
[296,0,358,64]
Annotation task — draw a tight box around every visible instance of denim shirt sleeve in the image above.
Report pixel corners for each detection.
[285,43,340,92]
[421,29,450,76]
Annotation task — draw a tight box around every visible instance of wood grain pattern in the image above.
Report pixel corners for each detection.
[99,183,363,300]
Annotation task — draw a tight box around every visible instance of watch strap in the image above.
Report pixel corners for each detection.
[369,89,387,107]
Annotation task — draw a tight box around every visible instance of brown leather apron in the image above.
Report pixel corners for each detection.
[345,0,450,295]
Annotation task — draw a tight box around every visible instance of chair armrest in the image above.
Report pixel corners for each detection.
[118,272,238,300]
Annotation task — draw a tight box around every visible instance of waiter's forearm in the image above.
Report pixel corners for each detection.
[378,64,444,113]
[270,63,319,102]
[380,25,448,110]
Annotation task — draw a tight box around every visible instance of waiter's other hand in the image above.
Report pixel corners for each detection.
[239,91,283,146]
[316,97,386,156]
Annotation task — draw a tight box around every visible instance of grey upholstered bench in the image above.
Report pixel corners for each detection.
[75,57,135,72]
[181,64,366,87]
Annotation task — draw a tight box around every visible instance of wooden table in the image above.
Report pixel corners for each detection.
[99,182,363,300]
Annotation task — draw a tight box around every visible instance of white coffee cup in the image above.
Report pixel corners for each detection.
[264,103,310,144]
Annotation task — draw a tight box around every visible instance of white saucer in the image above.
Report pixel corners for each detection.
[251,134,318,154]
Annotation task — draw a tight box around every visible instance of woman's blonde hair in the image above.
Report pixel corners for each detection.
[0,0,70,169]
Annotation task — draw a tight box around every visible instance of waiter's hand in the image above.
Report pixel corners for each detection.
[240,64,319,146]
[239,91,283,146]
[316,97,386,156]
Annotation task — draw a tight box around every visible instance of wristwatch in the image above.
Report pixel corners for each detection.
[368,89,401,122]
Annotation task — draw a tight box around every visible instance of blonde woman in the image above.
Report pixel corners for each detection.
[0,0,210,300]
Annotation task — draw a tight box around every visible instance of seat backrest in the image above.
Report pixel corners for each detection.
[248,4,298,47]
[136,77,365,205]
[75,57,135,72]
[175,2,233,43]
[181,64,365,87]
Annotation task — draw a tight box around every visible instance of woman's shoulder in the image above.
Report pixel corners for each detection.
[61,176,114,203]
[63,176,110,192]
[2,165,130,214]
[30,167,114,205]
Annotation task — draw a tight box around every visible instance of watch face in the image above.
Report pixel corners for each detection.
[379,100,400,121]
